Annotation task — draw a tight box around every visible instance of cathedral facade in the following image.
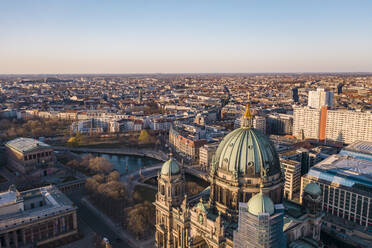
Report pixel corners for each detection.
[154,105,323,248]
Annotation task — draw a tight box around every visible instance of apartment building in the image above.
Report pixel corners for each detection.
[293,106,321,140]
[308,88,333,109]
[199,143,219,171]
[293,106,372,144]
[281,159,301,201]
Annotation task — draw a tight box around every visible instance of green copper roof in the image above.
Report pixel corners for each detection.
[247,192,275,216]
[214,127,280,177]
[161,158,180,176]
[6,137,50,153]
[304,183,321,196]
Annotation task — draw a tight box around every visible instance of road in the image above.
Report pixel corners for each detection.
[67,192,132,248]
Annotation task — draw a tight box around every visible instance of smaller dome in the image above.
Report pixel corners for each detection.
[247,192,275,216]
[161,157,180,176]
[304,183,321,196]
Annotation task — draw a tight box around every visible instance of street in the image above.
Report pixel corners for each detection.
[67,192,132,248]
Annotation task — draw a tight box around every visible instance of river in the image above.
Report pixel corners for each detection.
[78,152,161,174]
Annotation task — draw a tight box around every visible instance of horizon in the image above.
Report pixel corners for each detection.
[1,1,372,74]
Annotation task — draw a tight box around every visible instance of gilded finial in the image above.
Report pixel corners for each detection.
[259,181,264,193]
[242,103,253,128]
[243,103,252,119]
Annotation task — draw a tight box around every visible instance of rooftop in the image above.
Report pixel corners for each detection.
[307,154,372,188]
[0,185,76,231]
[341,141,372,156]
[0,191,19,208]
[5,137,50,153]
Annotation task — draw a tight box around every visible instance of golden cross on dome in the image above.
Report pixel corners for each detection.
[243,103,252,119]
[242,101,253,128]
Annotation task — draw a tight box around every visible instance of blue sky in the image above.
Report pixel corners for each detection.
[0,0,371,73]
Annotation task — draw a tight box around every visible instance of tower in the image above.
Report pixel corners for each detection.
[234,185,285,248]
[154,155,185,247]
[301,182,323,242]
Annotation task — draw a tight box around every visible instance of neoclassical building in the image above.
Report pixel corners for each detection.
[154,105,324,248]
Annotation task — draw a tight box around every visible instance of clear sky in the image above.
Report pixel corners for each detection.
[1,0,371,74]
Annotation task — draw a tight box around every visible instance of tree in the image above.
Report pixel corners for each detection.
[107,171,120,182]
[138,129,152,145]
[88,157,113,173]
[66,137,79,147]
[132,191,142,203]
[81,154,94,168]
[127,208,147,239]
[0,119,11,130]
[92,174,106,184]
[126,201,155,239]
[85,177,100,193]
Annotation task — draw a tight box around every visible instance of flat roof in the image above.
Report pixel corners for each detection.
[0,185,76,231]
[0,191,18,208]
[307,155,372,188]
[341,141,372,156]
[5,137,50,153]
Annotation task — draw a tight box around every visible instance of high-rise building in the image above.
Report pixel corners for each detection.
[293,106,321,140]
[308,88,333,109]
[325,109,372,144]
[267,113,293,135]
[292,87,299,103]
[293,106,372,144]
[281,159,301,201]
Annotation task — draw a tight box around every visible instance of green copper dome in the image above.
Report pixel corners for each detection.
[304,183,321,196]
[247,192,275,216]
[214,127,280,177]
[161,157,180,176]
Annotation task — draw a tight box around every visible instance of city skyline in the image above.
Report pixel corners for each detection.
[1,0,372,74]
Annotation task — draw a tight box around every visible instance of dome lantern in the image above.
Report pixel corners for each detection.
[160,154,180,176]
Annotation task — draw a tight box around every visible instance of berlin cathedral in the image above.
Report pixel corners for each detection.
[154,105,324,248]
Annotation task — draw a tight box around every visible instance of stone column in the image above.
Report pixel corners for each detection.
[30,227,34,243]
[13,231,18,248]
[73,213,78,230]
[54,219,58,236]
[163,233,165,248]
[4,233,10,248]
[21,229,26,245]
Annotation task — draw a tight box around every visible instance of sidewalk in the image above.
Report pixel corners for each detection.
[81,197,155,248]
